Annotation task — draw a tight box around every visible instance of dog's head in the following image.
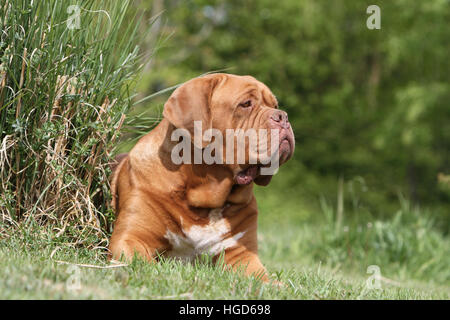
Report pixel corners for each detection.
[163,73,295,187]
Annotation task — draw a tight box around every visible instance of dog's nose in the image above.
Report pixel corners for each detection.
[270,110,290,129]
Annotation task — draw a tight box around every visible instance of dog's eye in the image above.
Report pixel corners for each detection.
[239,100,252,108]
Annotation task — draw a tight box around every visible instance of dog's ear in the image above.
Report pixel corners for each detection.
[163,75,222,148]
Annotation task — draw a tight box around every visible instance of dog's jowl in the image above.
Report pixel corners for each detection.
[109,73,295,281]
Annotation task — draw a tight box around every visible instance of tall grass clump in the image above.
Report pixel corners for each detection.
[0,0,149,247]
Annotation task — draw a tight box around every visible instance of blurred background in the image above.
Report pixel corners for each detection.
[122,0,449,226]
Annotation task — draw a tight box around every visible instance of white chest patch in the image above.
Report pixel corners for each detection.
[164,208,245,262]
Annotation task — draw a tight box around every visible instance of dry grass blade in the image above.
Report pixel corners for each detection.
[53,260,128,269]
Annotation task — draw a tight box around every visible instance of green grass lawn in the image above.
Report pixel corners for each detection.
[1,166,448,300]
[1,197,449,299]
[0,232,447,300]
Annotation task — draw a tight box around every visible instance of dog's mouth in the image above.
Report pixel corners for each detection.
[278,130,295,164]
[235,165,260,185]
[235,164,273,186]
[235,164,272,186]
[234,127,295,186]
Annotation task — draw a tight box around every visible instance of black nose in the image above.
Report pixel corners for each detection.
[270,110,289,128]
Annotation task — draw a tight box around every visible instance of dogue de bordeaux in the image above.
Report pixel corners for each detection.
[109,73,295,281]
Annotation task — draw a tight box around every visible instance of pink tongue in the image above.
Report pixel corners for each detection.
[236,166,258,185]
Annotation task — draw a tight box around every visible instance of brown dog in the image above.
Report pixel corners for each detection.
[109,73,295,281]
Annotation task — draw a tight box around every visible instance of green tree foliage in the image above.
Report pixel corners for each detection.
[138,0,450,214]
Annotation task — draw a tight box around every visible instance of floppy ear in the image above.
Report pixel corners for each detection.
[163,76,220,148]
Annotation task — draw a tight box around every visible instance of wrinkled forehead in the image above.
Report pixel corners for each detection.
[213,74,278,108]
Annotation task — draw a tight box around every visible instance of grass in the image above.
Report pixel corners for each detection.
[1,191,448,299]
[0,230,447,299]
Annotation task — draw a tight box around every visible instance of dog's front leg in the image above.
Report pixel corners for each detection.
[221,247,269,282]
[109,237,157,263]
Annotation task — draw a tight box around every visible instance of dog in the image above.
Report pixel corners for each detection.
[109,73,295,281]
